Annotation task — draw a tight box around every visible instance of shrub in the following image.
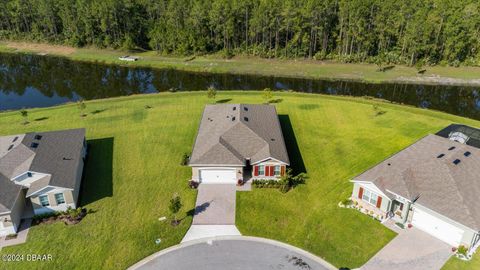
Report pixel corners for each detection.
[33,211,60,221]
[341,198,352,206]
[457,245,468,256]
[180,153,189,166]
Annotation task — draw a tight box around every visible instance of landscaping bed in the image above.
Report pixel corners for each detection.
[33,207,88,226]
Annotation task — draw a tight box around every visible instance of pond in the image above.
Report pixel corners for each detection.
[0,53,479,120]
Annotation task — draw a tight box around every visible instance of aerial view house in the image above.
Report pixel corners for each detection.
[189,104,289,184]
[0,128,86,236]
[350,125,480,252]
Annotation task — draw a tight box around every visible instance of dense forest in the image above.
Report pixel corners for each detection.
[0,0,479,66]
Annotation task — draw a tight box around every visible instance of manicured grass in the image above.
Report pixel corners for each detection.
[443,255,480,270]
[0,91,478,269]
[1,41,480,85]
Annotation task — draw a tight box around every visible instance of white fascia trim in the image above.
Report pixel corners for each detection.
[26,186,53,198]
[385,189,412,203]
[10,170,50,181]
[190,164,244,167]
[197,167,239,170]
[0,211,11,215]
[26,185,72,198]
[251,157,289,165]
[353,181,390,199]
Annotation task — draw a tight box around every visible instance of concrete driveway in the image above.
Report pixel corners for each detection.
[182,184,240,242]
[362,228,453,270]
[193,184,236,225]
[130,236,337,270]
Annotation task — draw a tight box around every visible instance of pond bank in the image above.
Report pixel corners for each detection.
[1,41,480,87]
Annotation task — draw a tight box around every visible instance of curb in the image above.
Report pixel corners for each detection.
[128,235,338,270]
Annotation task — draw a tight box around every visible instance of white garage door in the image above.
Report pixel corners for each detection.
[412,207,464,246]
[200,169,236,184]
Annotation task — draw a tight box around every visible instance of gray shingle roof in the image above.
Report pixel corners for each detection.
[22,128,85,189]
[354,134,480,231]
[0,174,22,213]
[189,104,289,166]
[0,128,85,211]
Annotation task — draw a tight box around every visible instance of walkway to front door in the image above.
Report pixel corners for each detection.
[182,184,241,242]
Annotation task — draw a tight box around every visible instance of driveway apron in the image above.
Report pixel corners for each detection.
[362,228,453,270]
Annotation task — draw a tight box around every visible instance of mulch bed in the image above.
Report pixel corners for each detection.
[33,208,87,226]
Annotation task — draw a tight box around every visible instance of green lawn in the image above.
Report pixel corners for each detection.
[0,91,479,269]
[1,41,480,85]
[443,254,480,269]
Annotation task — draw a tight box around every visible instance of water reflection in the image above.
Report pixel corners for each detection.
[0,53,479,120]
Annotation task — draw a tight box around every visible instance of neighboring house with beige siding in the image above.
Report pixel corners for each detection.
[350,125,480,254]
[189,104,289,184]
[0,129,86,237]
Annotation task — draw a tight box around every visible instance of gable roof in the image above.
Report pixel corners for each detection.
[353,133,480,231]
[0,128,85,211]
[189,104,289,166]
[0,174,22,213]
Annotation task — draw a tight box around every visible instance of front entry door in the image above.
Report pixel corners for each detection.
[392,201,404,217]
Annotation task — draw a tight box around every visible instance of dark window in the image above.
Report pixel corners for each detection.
[464,151,471,157]
[7,144,13,151]
[448,146,456,151]
[437,154,445,158]
[34,135,42,140]
[12,136,18,142]
[453,159,461,165]
[30,142,39,148]
[244,117,249,121]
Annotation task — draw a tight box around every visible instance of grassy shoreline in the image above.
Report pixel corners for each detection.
[1,41,480,86]
[0,91,478,269]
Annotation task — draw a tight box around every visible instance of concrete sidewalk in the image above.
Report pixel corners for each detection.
[182,225,241,242]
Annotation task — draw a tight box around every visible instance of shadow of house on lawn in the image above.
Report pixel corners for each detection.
[78,137,114,206]
[279,115,306,174]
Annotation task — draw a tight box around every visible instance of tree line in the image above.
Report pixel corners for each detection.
[0,0,479,66]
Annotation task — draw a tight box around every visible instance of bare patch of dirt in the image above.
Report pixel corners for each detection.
[395,75,480,86]
[5,41,76,55]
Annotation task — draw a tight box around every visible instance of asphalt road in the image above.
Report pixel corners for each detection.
[135,239,333,270]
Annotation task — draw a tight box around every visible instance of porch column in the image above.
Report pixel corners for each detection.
[401,201,411,224]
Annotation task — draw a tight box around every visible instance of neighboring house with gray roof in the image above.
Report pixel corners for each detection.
[189,104,289,184]
[350,125,480,252]
[0,129,86,236]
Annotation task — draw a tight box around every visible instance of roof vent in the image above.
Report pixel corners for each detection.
[7,144,14,151]
[12,136,18,142]
[244,107,248,111]
[448,146,456,151]
[63,157,73,160]
[30,142,39,148]
[270,138,275,141]
[34,135,42,140]
[453,159,461,165]
[244,117,249,121]
[437,154,445,158]
[464,151,471,157]
[387,163,391,166]
[232,117,236,121]
[233,106,236,111]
